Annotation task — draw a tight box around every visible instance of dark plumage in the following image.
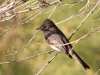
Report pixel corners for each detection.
[36,19,90,69]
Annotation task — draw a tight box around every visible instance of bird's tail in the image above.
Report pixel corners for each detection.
[71,50,90,70]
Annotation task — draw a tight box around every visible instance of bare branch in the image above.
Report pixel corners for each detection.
[61,0,84,7]
[2,30,40,56]
[0,0,99,75]
[0,0,25,18]
[71,26,100,50]
[95,69,100,75]
[69,0,84,8]
[0,0,63,22]
[0,50,55,64]
[30,26,100,48]
[68,0,100,40]
[91,18,100,21]
[48,3,59,19]
[0,8,44,36]
[56,14,74,25]
[79,0,90,12]
[35,52,59,75]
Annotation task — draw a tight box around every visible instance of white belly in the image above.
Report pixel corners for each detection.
[50,46,61,51]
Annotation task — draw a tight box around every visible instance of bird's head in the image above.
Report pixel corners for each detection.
[36,19,56,31]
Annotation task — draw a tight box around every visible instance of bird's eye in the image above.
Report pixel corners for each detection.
[44,26,46,28]
[44,26,47,29]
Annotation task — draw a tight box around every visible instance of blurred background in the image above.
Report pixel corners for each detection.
[0,0,100,75]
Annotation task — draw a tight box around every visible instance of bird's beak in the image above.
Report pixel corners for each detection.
[36,27,40,30]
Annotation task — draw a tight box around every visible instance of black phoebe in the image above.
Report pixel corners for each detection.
[36,19,90,69]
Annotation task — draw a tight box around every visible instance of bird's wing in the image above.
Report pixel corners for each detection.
[46,33,69,54]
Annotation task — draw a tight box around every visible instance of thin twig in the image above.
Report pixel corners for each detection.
[2,30,40,56]
[95,69,100,75]
[77,0,89,17]
[0,8,43,36]
[35,52,59,75]
[79,0,89,12]
[68,0,100,40]
[69,0,84,8]
[56,14,74,25]
[0,50,55,64]
[0,0,62,21]
[48,3,59,19]
[70,26,100,51]
[91,18,100,21]
[30,26,100,48]
[93,7,100,14]
[19,24,100,49]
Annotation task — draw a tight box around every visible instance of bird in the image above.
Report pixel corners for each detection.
[36,19,90,70]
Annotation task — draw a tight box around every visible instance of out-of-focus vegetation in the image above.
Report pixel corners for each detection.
[0,0,100,75]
